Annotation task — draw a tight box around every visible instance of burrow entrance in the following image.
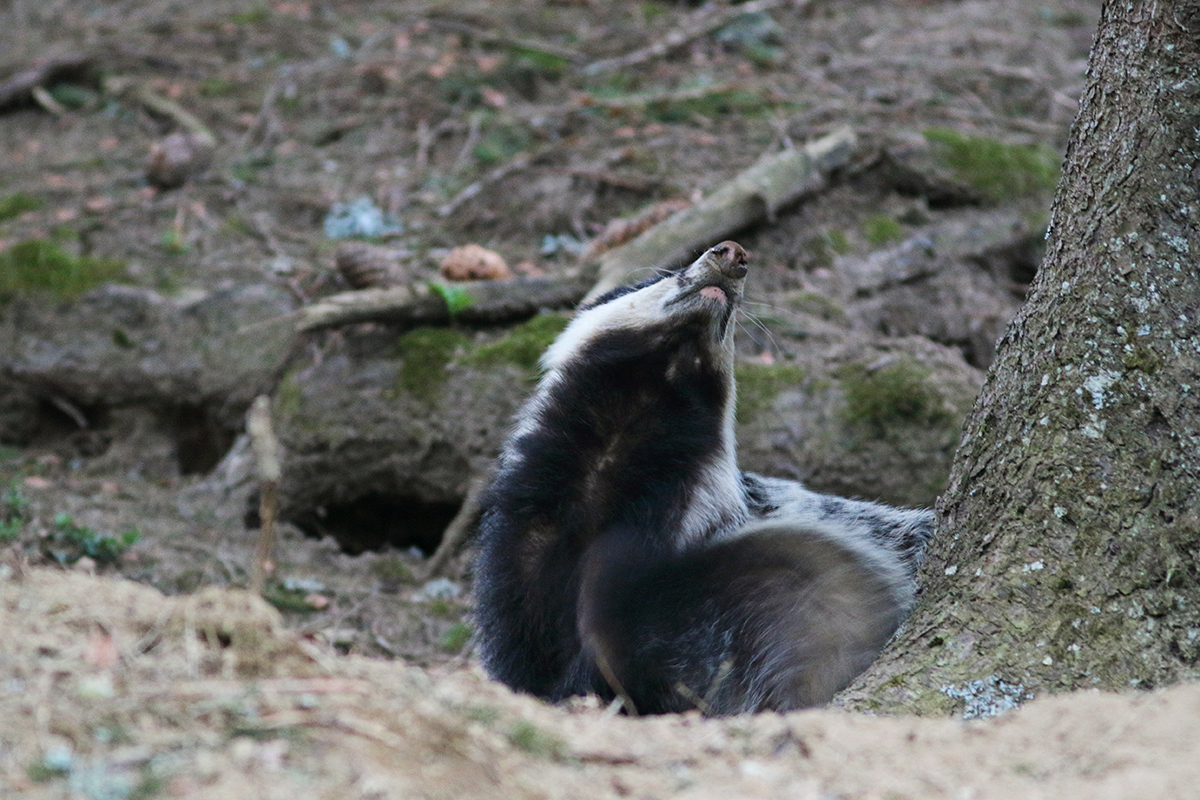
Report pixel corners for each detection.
[289,493,462,556]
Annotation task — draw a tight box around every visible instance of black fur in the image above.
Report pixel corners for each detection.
[476,321,728,699]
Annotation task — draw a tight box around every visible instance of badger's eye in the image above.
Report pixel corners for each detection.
[580,272,670,310]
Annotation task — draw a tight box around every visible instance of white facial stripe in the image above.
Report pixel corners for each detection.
[541,278,675,376]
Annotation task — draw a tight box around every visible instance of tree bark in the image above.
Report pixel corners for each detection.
[843,0,1200,715]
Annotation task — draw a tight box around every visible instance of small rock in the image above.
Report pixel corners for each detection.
[146,131,215,189]
[439,244,512,281]
[416,578,461,601]
[323,196,404,239]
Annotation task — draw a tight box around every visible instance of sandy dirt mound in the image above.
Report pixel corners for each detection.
[2,565,1196,799]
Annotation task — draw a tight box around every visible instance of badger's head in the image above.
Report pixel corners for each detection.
[541,241,750,382]
[515,242,751,542]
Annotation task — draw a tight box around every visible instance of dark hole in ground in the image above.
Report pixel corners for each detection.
[167,404,236,475]
[288,493,461,556]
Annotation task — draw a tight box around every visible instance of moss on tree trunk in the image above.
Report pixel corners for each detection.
[842,0,1200,715]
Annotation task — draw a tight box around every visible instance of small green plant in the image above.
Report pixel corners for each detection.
[0,192,43,221]
[160,229,189,254]
[506,720,565,758]
[0,484,30,542]
[429,282,474,318]
[473,123,530,165]
[43,513,140,565]
[441,621,472,653]
[261,581,321,613]
[0,239,125,299]
[861,214,905,246]
[826,229,851,254]
[923,128,1060,200]
[199,77,236,97]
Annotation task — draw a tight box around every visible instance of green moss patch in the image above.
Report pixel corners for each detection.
[923,128,1060,201]
[839,360,949,434]
[394,327,473,402]
[469,313,570,374]
[861,214,905,246]
[0,193,44,221]
[0,239,125,299]
[735,362,806,424]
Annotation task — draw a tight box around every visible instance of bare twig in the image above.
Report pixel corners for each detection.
[424,17,583,63]
[102,76,217,145]
[423,476,489,578]
[582,125,859,303]
[248,396,282,595]
[581,0,793,76]
[438,151,532,217]
[575,80,746,111]
[30,85,67,116]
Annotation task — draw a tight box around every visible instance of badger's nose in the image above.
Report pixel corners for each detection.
[710,241,749,279]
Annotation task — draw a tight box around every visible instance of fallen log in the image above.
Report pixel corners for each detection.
[294,268,595,333]
[581,125,858,303]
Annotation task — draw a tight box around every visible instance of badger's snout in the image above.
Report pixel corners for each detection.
[711,241,748,279]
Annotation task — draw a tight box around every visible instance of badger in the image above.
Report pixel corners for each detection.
[474,241,933,715]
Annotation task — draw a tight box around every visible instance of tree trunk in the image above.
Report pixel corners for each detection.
[842,0,1200,716]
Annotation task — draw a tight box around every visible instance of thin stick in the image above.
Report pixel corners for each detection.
[423,476,489,578]
[102,76,217,145]
[581,0,792,76]
[248,395,282,595]
[438,151,532,217]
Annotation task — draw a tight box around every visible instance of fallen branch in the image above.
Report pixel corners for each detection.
[582,125,859,303]
[423,476,489,579]
[0,54,92,110]
[102,76,217,145]
[294,268,595,333]
[248,396,282,595]
[581,0,792,76]
[438,151,533,217]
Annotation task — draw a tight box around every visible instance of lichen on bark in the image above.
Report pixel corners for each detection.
[841,0,1200,715]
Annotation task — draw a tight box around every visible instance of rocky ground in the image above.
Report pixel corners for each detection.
[5,1,1187,798]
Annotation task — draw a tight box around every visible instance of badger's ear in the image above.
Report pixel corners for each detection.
[580,272,670,311]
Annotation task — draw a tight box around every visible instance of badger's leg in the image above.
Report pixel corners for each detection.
[577,521,911,715]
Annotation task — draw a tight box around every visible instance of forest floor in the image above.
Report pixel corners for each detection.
[3,0,1193,798]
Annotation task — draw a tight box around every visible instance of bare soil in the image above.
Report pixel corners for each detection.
[3,566,1197,799]
[5,1,1189,798]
